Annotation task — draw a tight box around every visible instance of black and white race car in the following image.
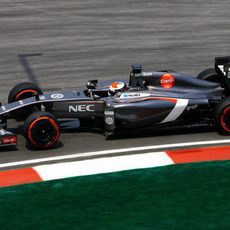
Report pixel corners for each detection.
[1,56,230,149]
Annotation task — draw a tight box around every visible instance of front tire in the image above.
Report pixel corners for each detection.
[215,97,230,135]
[8,82,43,120]
[23,111,60,149]
[8,82,43,103]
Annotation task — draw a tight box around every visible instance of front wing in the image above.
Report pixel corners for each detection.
[0,128,17,146]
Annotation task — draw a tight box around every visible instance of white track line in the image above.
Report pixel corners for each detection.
[1,139,230,169]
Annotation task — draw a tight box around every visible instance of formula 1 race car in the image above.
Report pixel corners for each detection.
[1,56,230,149]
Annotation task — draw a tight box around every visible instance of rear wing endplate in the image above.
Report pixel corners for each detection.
[215,56,230,77]
[215,56,230,91]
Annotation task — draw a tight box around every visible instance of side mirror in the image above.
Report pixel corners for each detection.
[86,80,98,89]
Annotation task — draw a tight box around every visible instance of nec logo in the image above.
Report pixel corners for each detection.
[69,105,95,112]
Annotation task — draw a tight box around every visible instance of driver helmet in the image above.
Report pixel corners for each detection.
[108,81,126,96]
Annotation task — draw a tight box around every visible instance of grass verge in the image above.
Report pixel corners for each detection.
[1,161,230,229]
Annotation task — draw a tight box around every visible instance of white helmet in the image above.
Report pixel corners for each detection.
[109,81,126,96]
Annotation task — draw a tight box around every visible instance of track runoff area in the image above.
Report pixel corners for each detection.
[1,145,230,230]
[1,139,230,187]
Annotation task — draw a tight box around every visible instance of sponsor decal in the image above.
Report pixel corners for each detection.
[120,93,151,99]
[39,95,46,100]
[51,93,64,99]
[134,72,154,77]
[160,73,175,89]
[121,93,140,98]
[186,104,198,111]
[104,111,114,115]
[105,117,114,125]
[2,106,6,111]
[69,105,95,112]
[19,100,23,105]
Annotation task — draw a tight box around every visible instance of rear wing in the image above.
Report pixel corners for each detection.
[215,56,230,90]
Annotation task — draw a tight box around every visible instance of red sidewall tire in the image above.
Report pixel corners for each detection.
[215,97,230,135]
[8,82,43,120]
[24,112,60,149]
[8,82,43,103]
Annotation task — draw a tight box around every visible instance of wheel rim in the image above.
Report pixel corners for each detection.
[221,107,230,132]
[28,117,60,148]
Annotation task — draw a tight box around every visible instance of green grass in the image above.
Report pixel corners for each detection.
[1,161,230,230]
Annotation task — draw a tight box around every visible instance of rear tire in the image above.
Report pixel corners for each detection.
[215,97,230,135]
[23,111,60,149]
[197,68,219,83]
[8,82,43,120]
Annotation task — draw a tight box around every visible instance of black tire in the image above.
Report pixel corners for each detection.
[215,97,230,135]
[8,82,43,103]
[8,82,43,120]
[23,111,60,149]
[197,68,220,83]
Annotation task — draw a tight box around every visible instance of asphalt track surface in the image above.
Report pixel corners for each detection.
[0,0,230,170]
